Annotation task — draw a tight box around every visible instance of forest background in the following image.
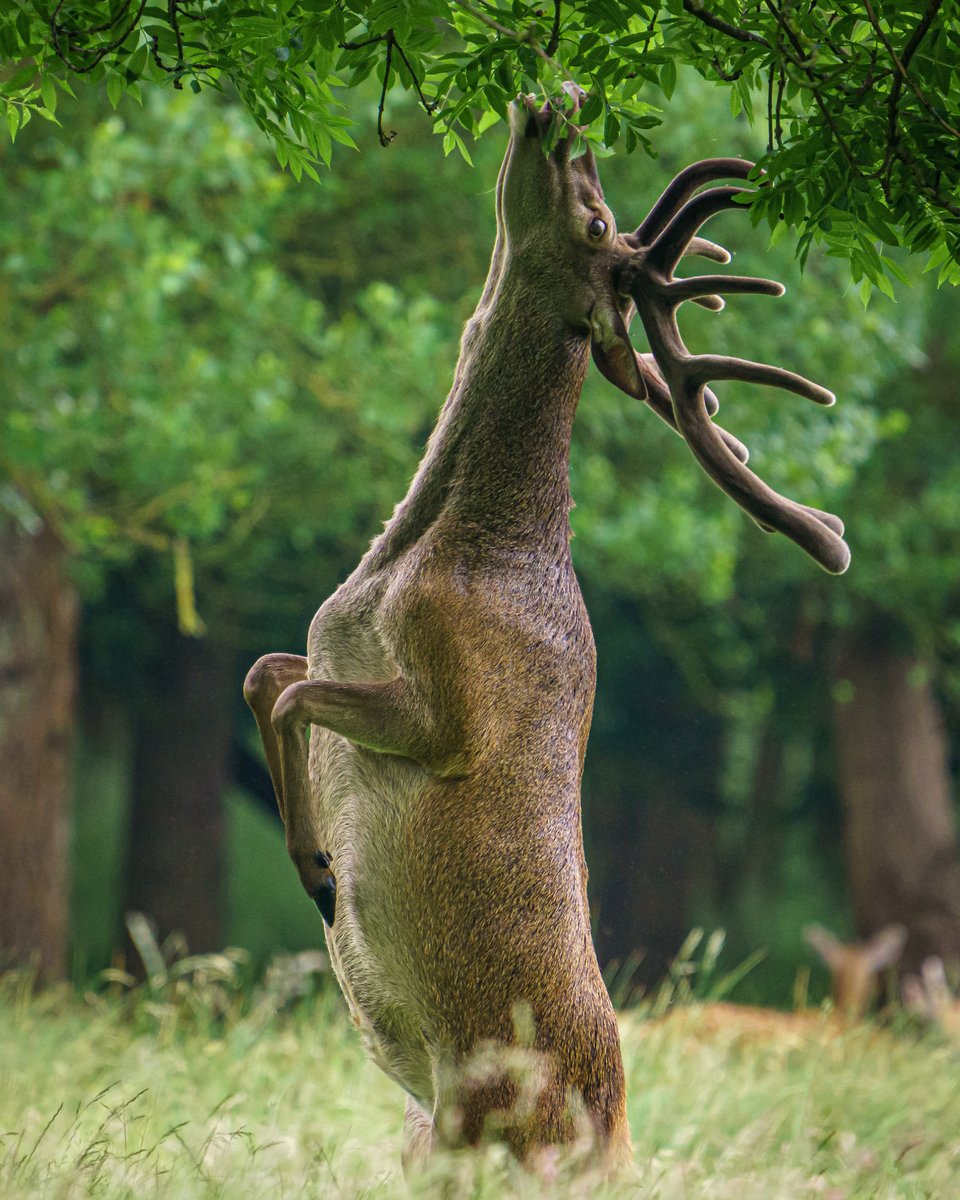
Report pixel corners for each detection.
[2,50,959,1007]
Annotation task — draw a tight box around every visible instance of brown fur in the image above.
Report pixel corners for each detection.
[804,923,907,1018]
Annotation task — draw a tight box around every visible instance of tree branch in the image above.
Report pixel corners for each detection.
[451,0,568,73]
[392,38,439,114]
[378,30,397,146]
[763,0,866,179]
[681,0,770,48]
[862,0,960,152]
[546,1,562,57]
[50,0,148,73]
[339,28,437,143]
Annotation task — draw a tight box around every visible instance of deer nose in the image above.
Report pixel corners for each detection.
[509,93,552,140]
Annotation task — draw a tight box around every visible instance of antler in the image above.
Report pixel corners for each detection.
[621,159,850,575]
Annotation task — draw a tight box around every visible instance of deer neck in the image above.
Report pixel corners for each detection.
[373,269,590,564]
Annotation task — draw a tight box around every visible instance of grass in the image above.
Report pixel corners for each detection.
[1,957,959,1199]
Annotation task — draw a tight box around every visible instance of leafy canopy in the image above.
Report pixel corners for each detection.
[2,2,959,292]
[0,89,454,640]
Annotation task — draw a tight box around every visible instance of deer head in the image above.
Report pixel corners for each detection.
[502,92,850,575]
[804,923,907,1017]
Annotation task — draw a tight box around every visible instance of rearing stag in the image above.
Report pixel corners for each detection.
[245,95,848,1165]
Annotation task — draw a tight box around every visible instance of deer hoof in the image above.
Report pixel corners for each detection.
[313,850,337,926]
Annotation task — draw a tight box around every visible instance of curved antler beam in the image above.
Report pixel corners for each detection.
[633,158,754,244]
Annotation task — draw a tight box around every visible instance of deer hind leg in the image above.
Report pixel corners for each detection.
[243,653,336,921]
[402,1096,437,1175]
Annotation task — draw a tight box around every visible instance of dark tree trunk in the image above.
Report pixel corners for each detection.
[587,753,713,994]
[0,520,79,979]
[833,628,960,975]
[125,628,234,958]
[582,597,721,994]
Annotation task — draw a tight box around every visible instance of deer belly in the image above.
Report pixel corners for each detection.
[310,731,438,1101]
[326,919,436,1103]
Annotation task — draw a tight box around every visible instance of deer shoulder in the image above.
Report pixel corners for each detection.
[312,544,593,776]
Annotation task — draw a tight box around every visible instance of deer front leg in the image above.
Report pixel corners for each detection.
[270,674,466,910]
[243,652,308,823]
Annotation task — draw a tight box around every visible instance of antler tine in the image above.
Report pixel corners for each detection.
[640,360,840,538]
[634,158,753,244]
[620,180,849,572]
[685,236,732,264]
[623,292,848,568]
[666,275,785,306]
[670,379,850,572]
[648,187,751,275]
[615,298,724,420]
[639,352,841,537]
[693,355,835,406]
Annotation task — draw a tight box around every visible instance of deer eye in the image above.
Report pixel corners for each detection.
[588,216,607,239]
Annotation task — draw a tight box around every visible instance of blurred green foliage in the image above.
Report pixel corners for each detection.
[0,67,957,997]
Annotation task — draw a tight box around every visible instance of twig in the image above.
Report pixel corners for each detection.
[766,64,774,150]
[774,66,785,147]
[546,1,562,57]
[339,28,438,143]
[50,0,148,73]
[391,38,439,113]
[169,0,185,62]
[712,58,743,83]
[681,0,770,48]
[378,31,397,146]
[339,35,386,51]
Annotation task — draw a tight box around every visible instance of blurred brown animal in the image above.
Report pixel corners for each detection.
[648,924,907,1046]
[245,92,845,1165]
[804,923,907,1018]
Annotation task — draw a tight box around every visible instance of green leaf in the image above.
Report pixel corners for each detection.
[579,92,603,124]
[107,74,124,110]
[40,75,57,115]
[477,107,501,133]
[659,59,676,101]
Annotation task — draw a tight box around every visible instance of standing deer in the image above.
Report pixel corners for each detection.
[244,93,848,1165]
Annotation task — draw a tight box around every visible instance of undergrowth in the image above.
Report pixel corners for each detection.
[1,930,958,1198]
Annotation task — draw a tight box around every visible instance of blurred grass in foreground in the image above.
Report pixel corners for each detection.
[1,950,958,1200]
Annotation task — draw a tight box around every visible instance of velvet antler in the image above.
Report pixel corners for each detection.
[621,159,850,574]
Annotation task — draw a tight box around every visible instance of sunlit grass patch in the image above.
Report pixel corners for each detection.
[1,957,958,1198]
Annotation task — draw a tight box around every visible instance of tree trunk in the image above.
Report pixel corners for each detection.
[833,629,960,975]
[0,520,79,979]
[587,757,713,995]
[585,705,718,996]
[125,628,234,959]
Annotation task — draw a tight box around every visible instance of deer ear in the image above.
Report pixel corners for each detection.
[590,297,647,400]
[803,924,845,970]
[864,924,908,971]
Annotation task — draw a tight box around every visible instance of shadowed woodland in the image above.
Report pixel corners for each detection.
[1,71,959,1008]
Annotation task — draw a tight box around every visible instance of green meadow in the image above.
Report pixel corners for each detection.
[3,962,957,1199]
